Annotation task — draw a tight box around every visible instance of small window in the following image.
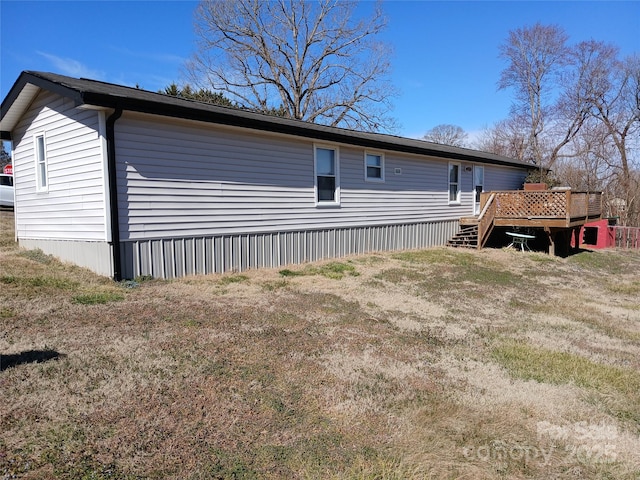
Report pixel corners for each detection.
[35,134,48,192]
[315,146,339,204]
[448,162,460,203]
[365,152,384,182]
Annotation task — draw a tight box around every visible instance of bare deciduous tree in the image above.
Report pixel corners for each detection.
[498,23,570,166]
[474,115,528,160]
[553,121,614,192]
[188,0,397,132]
[422,124,468,147]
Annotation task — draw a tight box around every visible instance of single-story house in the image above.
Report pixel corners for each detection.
[1,71,531,280]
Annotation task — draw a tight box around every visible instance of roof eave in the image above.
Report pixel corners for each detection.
[81,95,528,168]
[1,71,85,138]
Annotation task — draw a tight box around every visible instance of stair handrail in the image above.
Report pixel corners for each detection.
[477,193,497,248]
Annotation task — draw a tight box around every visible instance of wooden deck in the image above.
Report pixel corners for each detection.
[458,189,603,255]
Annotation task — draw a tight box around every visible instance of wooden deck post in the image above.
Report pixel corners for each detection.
[572,226,582,251]
[545,227,576,257]
[545,227,556,256]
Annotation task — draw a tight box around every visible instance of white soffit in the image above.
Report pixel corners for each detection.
[0,83,41,133]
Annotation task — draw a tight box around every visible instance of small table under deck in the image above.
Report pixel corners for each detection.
[506,232,535,252]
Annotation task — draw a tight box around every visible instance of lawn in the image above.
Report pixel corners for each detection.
[1,209,639,479]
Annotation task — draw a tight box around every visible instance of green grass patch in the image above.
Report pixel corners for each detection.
[261,279,290,291]
[280,261,359,280]
[392,248,476,266]
[392,248,523,288]
[492,340,640,395]
[0,274,17,284]
[311,261,359,279]
[530,297,640,342]
[374,267,426,284]
[29,277,79,289]
[279,268,306,277]
[134,274,154,283]
[40,424,135,480]
[567,251,631,274]
[1,274,79,290]
[374,262,525,304]
[607,280,640,296]
[453,263,520,286]
[218,274,249,285]
[71,291,125,305]
[19,248,55,265]
[528,253,557,263]
[492,340,640,429]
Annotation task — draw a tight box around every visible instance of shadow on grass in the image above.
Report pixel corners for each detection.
[1,349,64,371]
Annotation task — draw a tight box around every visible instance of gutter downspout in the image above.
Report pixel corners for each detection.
[106,107,123,281]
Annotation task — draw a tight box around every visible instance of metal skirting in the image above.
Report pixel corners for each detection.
[120,220,459,279]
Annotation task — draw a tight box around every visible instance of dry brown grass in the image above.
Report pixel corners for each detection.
[1,210,639,479]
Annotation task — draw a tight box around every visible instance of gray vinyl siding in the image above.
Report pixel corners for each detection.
[115,114,311,239]
[484,164,528,191]
[116,112,525,241]
[342,147,475,219]
[11,90,108,241]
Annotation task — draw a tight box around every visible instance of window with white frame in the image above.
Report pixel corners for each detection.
[35,134,48,192]
[365,152,384,182]
[315,146,339,204]
[448,162,460,203]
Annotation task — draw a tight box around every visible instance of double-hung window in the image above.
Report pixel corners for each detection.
[315,146,339,205]
[365,152,384,182]
[35,134,48,192]
[448,162,460,203]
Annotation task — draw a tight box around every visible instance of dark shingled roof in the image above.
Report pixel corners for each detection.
[1,71,531,169]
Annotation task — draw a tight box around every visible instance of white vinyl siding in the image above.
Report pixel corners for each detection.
[11,90,108,241]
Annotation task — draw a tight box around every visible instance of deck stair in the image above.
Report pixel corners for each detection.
[447,224,479,248]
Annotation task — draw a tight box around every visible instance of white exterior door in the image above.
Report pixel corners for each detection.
[473,166,484,215]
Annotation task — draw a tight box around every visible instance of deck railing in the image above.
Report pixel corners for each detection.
[613,226,640,249]
[477,193,496,248]
[480,190,602,222]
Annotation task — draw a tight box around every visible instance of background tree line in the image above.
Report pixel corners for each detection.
[426,24,639,226]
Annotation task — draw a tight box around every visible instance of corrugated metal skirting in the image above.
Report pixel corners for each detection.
[121,220,459,279]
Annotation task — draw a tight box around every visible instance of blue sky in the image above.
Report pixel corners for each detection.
[1,1,639,141]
